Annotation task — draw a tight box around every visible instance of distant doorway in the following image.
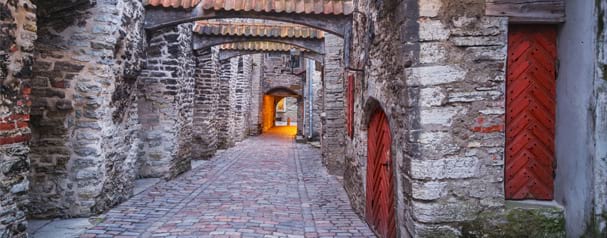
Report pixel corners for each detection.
[274,97,298,127]
[261,87,301,134]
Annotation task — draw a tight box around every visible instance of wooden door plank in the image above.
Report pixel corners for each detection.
[505,25,557,200]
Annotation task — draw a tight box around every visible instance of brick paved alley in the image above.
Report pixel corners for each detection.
[80,127,375,238]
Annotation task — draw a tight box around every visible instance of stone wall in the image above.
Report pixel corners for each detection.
[302,59,322,139]
[595,1,607,234]
[260,53,304,134]
[346,0,510,236]
[216,58,238,149]
[0,0,36,235]
[137,23,193,179]
[261,95,276,132]
[231,55,253,142]
[192,48,220,160]
[321,33,346,175]
[29,0,145,218]
[275,97,298,123]
[248,54,263,135]
[554,0,605,236]
[261,54,303,96]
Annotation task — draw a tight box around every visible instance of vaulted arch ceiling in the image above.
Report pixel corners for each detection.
[192,21,325,53]
[143,0,353,37]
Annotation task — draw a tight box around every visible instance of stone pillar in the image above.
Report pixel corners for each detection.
[192,48,220,160]
[29,0,145,218]
[0,0,36,235]
[303,59,323,139]
[231,56,253,142]
[321,33,346,175]
[137,23,194,179]
[217,58,237,148]
[248,54,263,135]
[296,96,304,134]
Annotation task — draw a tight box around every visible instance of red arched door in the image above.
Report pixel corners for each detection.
[366,109,396,238]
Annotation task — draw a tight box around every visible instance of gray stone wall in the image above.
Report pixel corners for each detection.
[259,53,304,134]
[321,34,346,175]
[595,1,607,234]
[217,58,238,149]
[232,56,253,142]
[261,54,303,96]
[248,54,263,135]
[302,59,322,139]
[137,23,194,180]
[0,0,36,235]
[29,0,145,218]
[192,48,221,160]
[346,0,508,236]
[555,0,603,236]
[275,97,298,123]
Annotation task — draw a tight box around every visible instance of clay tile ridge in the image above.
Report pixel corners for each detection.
[145,0,202,9]
[220,41,306,52]
[145,0,353,15]
[193,22,325,39]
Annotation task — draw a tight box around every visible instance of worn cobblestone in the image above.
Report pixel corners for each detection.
[81,127,374,237]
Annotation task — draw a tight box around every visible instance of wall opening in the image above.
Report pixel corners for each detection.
[274,97,298,127]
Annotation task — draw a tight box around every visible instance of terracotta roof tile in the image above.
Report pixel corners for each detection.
[219,41,306,51]
[145,0,352,14]
[193,22,324,39]
[145,0,202,8]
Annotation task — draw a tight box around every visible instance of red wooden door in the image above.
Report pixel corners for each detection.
[366,109,396,238]
[505,25,557,200]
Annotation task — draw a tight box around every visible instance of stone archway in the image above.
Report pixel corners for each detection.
[262,87,301,133]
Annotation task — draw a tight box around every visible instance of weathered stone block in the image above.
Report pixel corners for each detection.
[419,42,447,64]
[420,107,464,126]
[448,91,502,103]
[412,200,481,223]
[451,36,504,47]
[411,157,481,180]
[407,66,466,86]
[419,87,445,107]
[412,180,447,200]
[419,19,450,41]
[419,0,442,17]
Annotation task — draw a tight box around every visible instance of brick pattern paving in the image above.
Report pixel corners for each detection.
[81,127,375,237]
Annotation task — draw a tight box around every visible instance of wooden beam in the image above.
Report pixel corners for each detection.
[486,0,565,23]
[219,50,323,63]
[145,6,352,37]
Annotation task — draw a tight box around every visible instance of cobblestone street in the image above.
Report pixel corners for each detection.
[80,127,375,238]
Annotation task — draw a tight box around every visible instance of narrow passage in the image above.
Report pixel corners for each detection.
[81,127,375,237]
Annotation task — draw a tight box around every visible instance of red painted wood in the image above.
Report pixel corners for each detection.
[347,75,355,138]
[366,109,396,238]
[506,25,557,200]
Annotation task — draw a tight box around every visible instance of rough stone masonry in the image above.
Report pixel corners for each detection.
[0,0,604,237]
[28,0,146,218]
[345,0,513,236]
[0,0,36,236]
[0,2,323,237]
